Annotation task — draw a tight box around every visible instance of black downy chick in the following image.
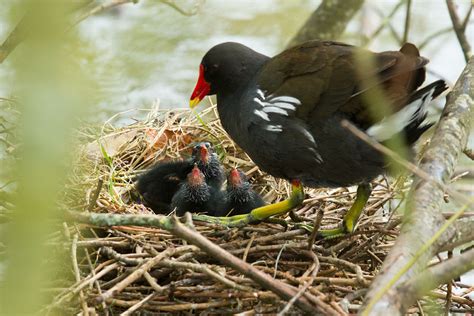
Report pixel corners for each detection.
[136,142,225,213]
[192,142,225,189]
[222,168,265,216]
[171,164,227,216]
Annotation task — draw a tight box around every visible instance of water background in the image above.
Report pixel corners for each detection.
[0,0,472,124]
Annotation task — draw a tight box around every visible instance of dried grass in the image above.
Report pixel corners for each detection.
[49,104,465,315]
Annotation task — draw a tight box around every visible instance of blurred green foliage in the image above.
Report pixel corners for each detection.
[0,1,93,314]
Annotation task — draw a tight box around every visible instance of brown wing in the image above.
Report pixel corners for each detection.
[256,40,428,129]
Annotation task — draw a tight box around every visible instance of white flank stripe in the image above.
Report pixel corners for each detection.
[271,102,296,110]
[256,89,265,99]
[263,106,288,116]
[271,95,301,105]
[265,124,283,132]
[308,147,323,163]
[254,109,270,121]
[253,97,265,107]
[301,129,316,144]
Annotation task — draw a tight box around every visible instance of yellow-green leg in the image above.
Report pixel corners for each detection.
[192,180,305,227]
[318,183,372,239]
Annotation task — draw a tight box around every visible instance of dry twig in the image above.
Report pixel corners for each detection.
[446,0,472,62]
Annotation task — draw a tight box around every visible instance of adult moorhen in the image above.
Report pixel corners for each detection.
[224,168,265,216]
[170,164,227,216]
[189,40,447,237]
[136,142,225,213]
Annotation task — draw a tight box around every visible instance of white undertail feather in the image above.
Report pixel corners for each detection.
[366,87,435,142]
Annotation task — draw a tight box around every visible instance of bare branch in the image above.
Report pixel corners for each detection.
[159,0,204,16]
[446,0,472,62]
[70,0,139,29]
[461,5,472,31]
[0,1,93,64]
[0,14,29,64]
[436,217,474,252]
[286,0,365,48]
[362,56,474,315]
[1,0,200,64]
[366,2,403,46]
[402,0,412,43]
[463,148,474,160]
[395,247,474,312]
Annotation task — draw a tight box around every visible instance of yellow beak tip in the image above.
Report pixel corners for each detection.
[189,98,201,108]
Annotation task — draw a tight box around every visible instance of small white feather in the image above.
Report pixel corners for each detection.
[270,95,301,105]
[308,147,323,163]
[270,102,296,110]
[254,109,270,121]
[301,129,316,144]
[265,124,283,132]
[262,106,289,116]
[253,97,265,107]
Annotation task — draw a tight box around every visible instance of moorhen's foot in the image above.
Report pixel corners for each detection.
[246,180,304,221]
[191,181,304,228]
[289,210,306,223]
[310,183,373,239]
[262,217,288,230]
[192,213,251,228]
[341,183,372,233]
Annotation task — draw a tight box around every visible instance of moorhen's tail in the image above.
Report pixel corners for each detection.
[366,79,448,145]
[402,80,448,144]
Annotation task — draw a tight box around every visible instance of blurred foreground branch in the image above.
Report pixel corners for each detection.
[286,0,364,48]
[362,56,474,315]
[0,0,202,64]
[0,14,30,64]
[70,0,139,29]
[0,1,93,64]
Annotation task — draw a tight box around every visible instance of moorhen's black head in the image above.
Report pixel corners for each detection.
[190,42,269,106]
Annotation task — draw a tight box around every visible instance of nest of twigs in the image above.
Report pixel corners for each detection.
[52,104,418,315]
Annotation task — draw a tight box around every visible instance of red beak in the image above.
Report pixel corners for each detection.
[190,64,211,108]
[200,145,209,164]
[189,165,204,186]
[229,168,241,186]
